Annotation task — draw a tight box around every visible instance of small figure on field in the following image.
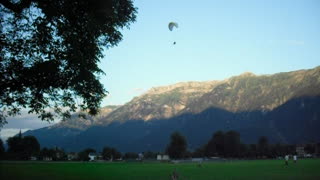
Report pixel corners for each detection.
[293,155,297,163]
[171,168,179,180]
[285,155,289,166]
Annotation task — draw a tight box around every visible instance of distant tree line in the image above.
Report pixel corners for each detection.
[192,131,296,159]
[0,131,70,161]
[1,130,319,161]
[166,131,320,159]
[0,133,157,161]
[166,131,291,159]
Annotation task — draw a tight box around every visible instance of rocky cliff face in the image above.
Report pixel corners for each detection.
[185,67,320,114]
[103,81,221,123]
[53,105,120,130]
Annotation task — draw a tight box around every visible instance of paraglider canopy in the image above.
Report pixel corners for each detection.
[168,22,178,31]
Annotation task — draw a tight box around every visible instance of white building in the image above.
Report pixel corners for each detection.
[43,157,52,161]
[138,153,144,160]
[162,155,170,160]
[30,156,37,161]
[296,145,306,157]
[88,153,96,161]
[67,153,78,161]
[157,154,170,161]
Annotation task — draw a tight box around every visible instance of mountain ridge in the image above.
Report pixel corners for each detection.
[24,66,320,152]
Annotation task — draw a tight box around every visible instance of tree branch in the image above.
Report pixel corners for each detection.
[0,0,33,14]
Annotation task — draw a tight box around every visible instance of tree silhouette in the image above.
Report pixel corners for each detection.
[0,0,137,124]
[205,131,225,157]
[123,152,138,160]
[224,130,241,157]
[166,131,187,159]
[39,147,54,160]
[205,130,241,157]
[102,146,121,161]
[6,134,40,160]
[78,148,96,161]
[257,136,269,157]
[0,138,4,159]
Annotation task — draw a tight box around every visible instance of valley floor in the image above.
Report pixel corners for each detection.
[1,159,320,180]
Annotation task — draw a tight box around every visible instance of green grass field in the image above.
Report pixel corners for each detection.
[1,159,320,180]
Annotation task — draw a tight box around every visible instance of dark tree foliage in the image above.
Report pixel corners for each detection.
[267,143,287,158]
[123,152,138,160]
[6,134,40,160]
[39,147,54,159]
[6,137,22,157]
[40,147,67,161]
[257,136,269,157]
[205,130,241,157]
[102,146,121,160]
[247,144,258,158]
[316,143,320,155]
[102,146,113,160]
[0,0,137,124]
[304,144,316,154]
[0,138,4,159]
[224,130,241,157]
[205,131,225,157]
[21,135,40,157]
[197,130,316,159]
[143,151,157,159]
[39,147,67,161]
[192,145,206,158]
[239,143,248,157]
[78,148,95,161]
[166,131,187,159]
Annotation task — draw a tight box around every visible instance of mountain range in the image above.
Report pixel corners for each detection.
[24,66,320,152]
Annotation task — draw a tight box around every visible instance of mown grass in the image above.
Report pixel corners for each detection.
[1,159,320,180]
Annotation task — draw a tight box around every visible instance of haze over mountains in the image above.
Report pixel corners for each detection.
[24,66,320,152]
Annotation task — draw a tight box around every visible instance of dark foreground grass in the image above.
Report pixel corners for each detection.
[1,159,320,180]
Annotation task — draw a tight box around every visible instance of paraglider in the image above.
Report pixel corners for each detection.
[168,22,178,31]
[168,22,178,45]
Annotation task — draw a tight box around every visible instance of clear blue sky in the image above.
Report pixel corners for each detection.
[99,0,320,106]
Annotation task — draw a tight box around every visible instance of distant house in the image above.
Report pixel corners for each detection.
[96,154,103,161]
[88,153,97,161]
[43,156,53,161]
[54,147,64,160]
[138,153,144,160]
[116,157,123,161]
[157,154,170,161]
[67,153,78,161]
[296,145,306,157]
[30,156,37,161]
[162,155,170,160]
